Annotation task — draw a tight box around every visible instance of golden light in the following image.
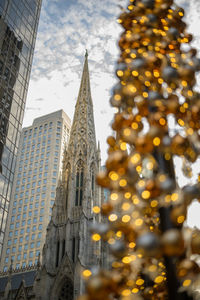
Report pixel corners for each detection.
[92,233,101,242]
[82,269,92,278]
[108,214,118,222]
[122,215,131,223]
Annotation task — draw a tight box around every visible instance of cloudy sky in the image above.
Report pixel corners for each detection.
[23,0,123,163]
[23,1,200,225]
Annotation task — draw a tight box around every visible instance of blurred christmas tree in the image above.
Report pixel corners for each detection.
[80,0,200,299]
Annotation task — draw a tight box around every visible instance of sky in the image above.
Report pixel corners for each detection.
[23,0,200,227]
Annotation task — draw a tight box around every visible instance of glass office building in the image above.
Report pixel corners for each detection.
[0,0,42,257]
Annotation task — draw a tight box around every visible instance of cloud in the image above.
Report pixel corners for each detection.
[24,0,200,168]
[34,98,44,101]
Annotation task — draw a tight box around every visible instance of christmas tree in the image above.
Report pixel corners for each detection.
[81,0,200,299]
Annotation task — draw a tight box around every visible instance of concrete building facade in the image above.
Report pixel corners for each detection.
[0,110,71,271]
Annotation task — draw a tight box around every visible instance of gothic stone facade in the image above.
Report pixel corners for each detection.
[33,53,103,300]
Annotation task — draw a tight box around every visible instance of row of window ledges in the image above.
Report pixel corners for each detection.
[1,258,40,274]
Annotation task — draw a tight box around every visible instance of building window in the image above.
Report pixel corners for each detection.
[75,160,84,206]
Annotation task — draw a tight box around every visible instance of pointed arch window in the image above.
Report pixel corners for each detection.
[75,160,84,206]
[90,162,95,196]
[65,164,71,210]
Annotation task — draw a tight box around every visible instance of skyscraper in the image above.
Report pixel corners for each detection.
[0,0,42,257]
[0,110,71,271]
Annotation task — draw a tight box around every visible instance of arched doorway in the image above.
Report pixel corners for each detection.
[58,280,73,300]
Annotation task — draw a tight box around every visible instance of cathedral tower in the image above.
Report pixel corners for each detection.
[34,52,102,300]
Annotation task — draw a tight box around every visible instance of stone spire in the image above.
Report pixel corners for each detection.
[67,51,96,154]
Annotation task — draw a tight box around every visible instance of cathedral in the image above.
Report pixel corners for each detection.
[0,52,105,299]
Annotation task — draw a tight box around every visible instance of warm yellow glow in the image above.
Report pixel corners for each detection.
[187,128,194,135]
[135,218,143,226]
[178,119,185,126]
[117,70,124,77]
[122,289,131,296]
[123,128,131,136]
[108,214,118,222]
[122,215,131,223]
[127,84,137,93]
[122,202,131,211]
[130,53,136,59]
[132,288,139,294]
[159,174,166,182]
[132,70,139,77]
[109,171,119,181]
[145,81,151,87]
[129,242,136,249]
[128,5,134,10]
[149,265,157,272]
[153,70,160,77]
[110,193,118,201]
[93,206,100,214]
[187,90,193,97]
[132,195,139,204]
[136,165,142,173]
[153,137,161,146]
[114,94,121,101]
[82,269,92,277]
[122,256,132,264]
[119,179,127,187]
[155,276,164,284]
[183,279,191,287]
[171,193,178,201]
[145,71,151,77]
[142,190,150,199]
[108,238,115,244]
[125,192,131,199]
[146,161,154,170]
[158,78,164,84]
[138,180,145,187]
[136,279,144,286]
[159,118,166,125]
[143,92,148,98]
[116,231,122,238]
[165,195,171,203]
[120,142,127,151]
[92,233,101,241]
[151,200,158,207]
[177,215,185,224]
[181,80,187,87]
[131,153,141,164]
[131,122,138,130]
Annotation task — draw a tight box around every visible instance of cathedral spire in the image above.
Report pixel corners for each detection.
[68,52,96,152]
